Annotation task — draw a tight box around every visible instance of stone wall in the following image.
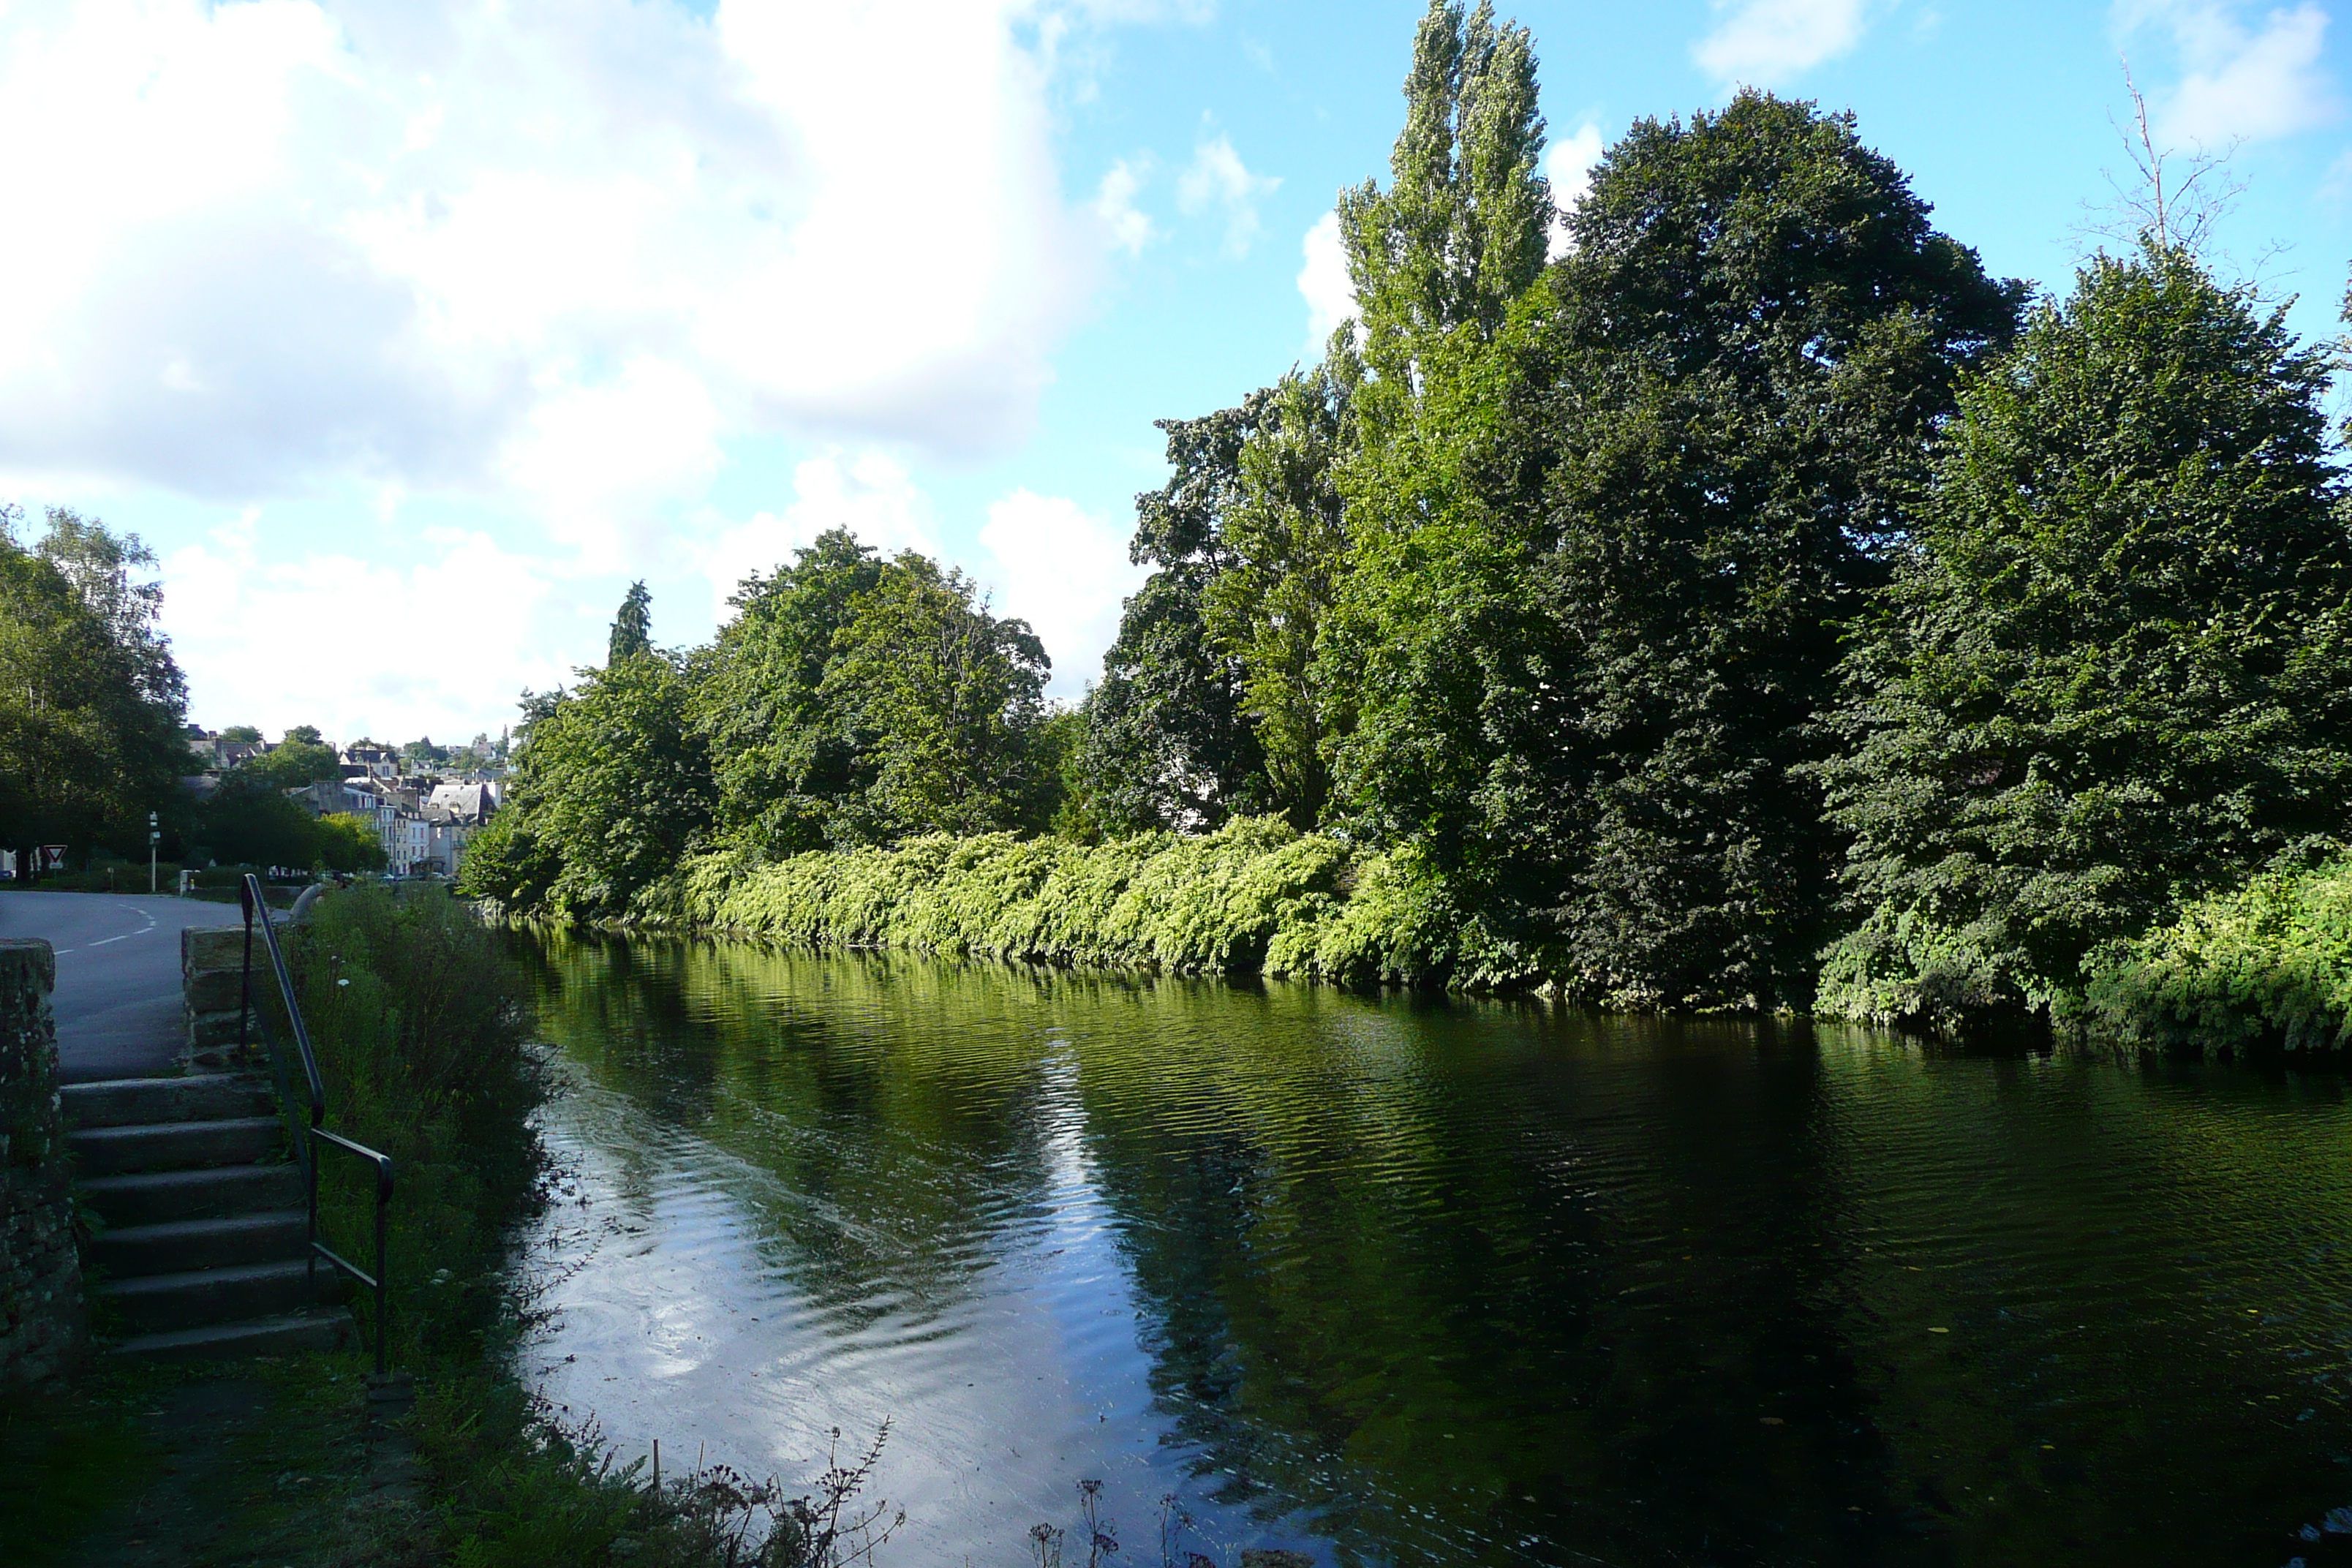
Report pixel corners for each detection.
[0,938,83,1387]
[184,924,256,1072]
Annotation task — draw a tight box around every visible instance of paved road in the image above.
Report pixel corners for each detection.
[0,891,246,1082]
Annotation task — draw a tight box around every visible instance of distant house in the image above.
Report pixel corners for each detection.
[342,745,401,782]
[425,783,496,825]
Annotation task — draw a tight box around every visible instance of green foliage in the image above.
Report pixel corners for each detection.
[1814,244,2352,1033]
[820,551,1053,842]
[1206,367,1351,827]
[0,505,192,861]
[287,884,545,1360]
[1336,0,1550,384]
[217,723,262,742]
[693,529,887,853]
[2081,851,2352,1053]
[198,772,322,867]
[1078,401,1276,834]
[684,817,1545,988]
[466,652,712,921]
[317,811,388,872]
[239,731,344,788]
[607,580,652,665]
[1330,91,2023,1010]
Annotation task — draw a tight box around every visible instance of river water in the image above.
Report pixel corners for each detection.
[510,930,2352,1567]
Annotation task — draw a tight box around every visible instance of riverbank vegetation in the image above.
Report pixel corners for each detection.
[11,884,894,1567]
[463,0,2352,1049]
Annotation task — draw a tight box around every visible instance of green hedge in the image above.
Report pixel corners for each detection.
[676,816,1553,990]
[2082,853,2352,1052]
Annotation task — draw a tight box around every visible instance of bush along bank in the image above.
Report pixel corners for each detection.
[2079,850,2352,1056]
[671,816,1586,997]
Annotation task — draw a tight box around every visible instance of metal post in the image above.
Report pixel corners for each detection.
[374,1164,391,1378]
[148,811,159,893]
[239,881,254,1060]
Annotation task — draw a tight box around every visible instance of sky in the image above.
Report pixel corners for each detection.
[3,0,2349,746]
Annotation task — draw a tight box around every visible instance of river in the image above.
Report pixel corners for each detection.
[508,930,2352,1567]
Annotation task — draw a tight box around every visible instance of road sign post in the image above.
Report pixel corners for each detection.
[149,811,159,894]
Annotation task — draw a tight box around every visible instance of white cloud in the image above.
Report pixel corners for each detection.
[2119,1,2337,147]
[1692,0,1869,86]
[1545,123,1607,257]
[1092,158,1158,255]
[979,489,1143,696]
[1177,132,1281,257]
[1297,212,1355,355]
[160,512,571,741]
[699,450,940,623]
[0,0,1126,519]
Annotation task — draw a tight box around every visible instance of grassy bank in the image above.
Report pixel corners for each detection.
[668,821,2352,1055]
[10,884,890,1567]
[675,815,1556,992]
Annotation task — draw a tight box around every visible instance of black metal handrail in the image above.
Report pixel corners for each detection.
[238,874,396,1375]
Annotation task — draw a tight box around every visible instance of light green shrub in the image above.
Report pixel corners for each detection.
[2082,853,2352,1052]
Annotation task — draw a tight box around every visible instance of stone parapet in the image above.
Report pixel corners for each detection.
[0,937,83,1387]
[183,924,257,1072]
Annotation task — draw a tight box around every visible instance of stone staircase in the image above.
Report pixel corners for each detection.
[66,1074,350,1360]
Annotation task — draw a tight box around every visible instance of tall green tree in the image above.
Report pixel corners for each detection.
[1205,367,1352,827]
[0,505,191,866]
[691,529,886,853]
[607,580,652,665]
[821,553,1052,842]
[461,649,712,921]
[1813,244,2352,1033]
[1079,399,1277,834]
[1330,93,2024,1006]
[1336,0,1550,379]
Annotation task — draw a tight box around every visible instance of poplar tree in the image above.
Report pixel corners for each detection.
[1336,0,1550,380]
[1814,244,2352,1033]
[1331,94,2022,1006]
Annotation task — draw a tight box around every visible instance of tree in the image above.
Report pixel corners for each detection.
[463,652,712,920]
[314,812,388,873]
[1079,399,1277,834]
[1336,0,1550,381]
[1813,243,2352,1033]
[218,724,262,743]
[198,771,320,868]
[608,581,652,665]
[691,529,886,853]
[821,553,1053,842]
[1205,367,1352,827]
[0,505,191,867]
[1329,92,2024,1006]
[243,731,344,788]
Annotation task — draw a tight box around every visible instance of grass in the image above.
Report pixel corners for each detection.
[13,882,898,1567]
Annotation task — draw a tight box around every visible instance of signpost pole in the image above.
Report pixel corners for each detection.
[149,811,159,894]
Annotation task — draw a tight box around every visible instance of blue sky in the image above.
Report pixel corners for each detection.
[1,0,2346,744]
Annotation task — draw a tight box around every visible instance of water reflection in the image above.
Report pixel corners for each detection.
[512,930,2352,1566]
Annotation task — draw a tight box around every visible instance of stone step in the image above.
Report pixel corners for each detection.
[110,1309,353,1362]
[68,1116,284,1176]
[80,1164,305,1227]
[62,1074,275,1131]
[98,1259,339,1337]
[94,1210,309,1279]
